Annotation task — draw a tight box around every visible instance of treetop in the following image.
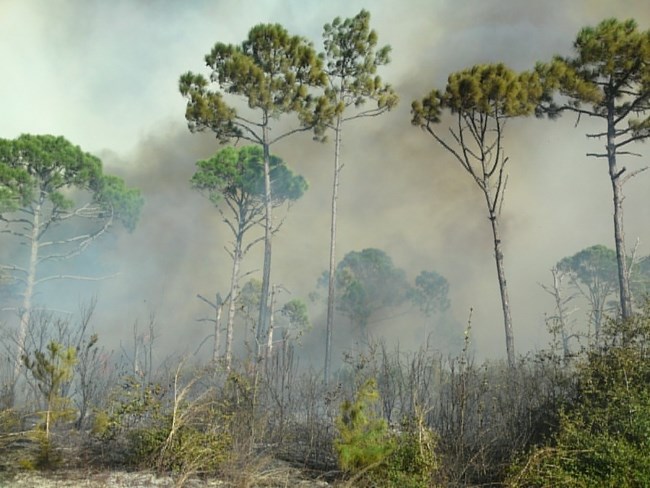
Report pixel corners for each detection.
[180,23,328,144]
[321,9,398,118]
[0,134,102,194]
[0,134,143,231]
[537,18,650,118]
[411,63,544,128]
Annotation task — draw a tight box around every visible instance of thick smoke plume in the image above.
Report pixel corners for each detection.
[1,1,649,364]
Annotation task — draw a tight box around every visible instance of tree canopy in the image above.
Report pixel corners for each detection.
[179,23,327,144]
[328,248,408,335]
[191,145,307,209]
[0,134,143,229]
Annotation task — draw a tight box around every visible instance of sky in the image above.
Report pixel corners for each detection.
[0,0,649,368]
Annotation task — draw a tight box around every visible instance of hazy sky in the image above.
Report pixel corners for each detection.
[1,1,649,366]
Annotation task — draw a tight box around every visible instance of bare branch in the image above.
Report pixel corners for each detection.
[616,135,649,150]
[38,214,113,263]
[617,150,643,157]
[342,106,391,123]
[34,273,119,286]
[621,166,648,186]
[0,264,28,275]
[270,125,315,145]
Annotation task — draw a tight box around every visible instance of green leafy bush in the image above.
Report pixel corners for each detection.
[380,414,441,488]
[335,379,441,487]
[335,378,393,474]
[509,309,650,487]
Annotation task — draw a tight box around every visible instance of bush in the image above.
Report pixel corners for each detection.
[509,310,650,487]
[380,414,441,488]
[335,378,393,475]
[335,378,441,487]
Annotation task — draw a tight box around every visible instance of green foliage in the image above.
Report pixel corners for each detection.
[0,144,32,211]
[94,174,144,232]
[95,370,234,477]
[179,23,327,142]
[537,18,650,319]
[0,134,103,208]
[409,270,450,317]
[509,308,650,486]
[539,18,650,121]
[375,414,440,488]
[324,248,408,333]
[95,376,165,440]
[191,145,307,210]
[557,245,618,334]
[321,9,398,119]
[557,245,618,289]
[22,342,77,434]
[335,378,393,473]
[412,63,544,127]
[128,416,231,475]
[22,341,77,468]
[237,278,262,328]
[335,379,440,487]
[280,298,310,330]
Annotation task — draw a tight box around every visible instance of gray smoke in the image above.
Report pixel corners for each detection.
[1,0,649,363]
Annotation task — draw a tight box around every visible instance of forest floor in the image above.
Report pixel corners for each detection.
[0,466,332,487]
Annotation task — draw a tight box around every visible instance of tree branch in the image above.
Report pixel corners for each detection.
[34,273,119,286]
[621,166,648,186]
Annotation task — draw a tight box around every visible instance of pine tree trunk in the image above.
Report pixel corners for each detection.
[212,294,223,364]
[266,285,276,361]
[258,121,273,355]
[607,100,632,320]
[489,210,515,367]
[224,237,242,371]
[324,116,342,384]
[16,195,42,376]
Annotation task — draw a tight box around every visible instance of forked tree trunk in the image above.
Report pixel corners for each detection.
[324,116,343,384]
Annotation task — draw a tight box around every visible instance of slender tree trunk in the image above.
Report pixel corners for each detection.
[257,120,273,354]
[16,195,42,376]
[212,294,223,364]
[225,236,243,371]
[607,100,632,320]
[488,209,515,367]
[324,116,342,384]
[592,288,606,338]
[266,284,276,361]
[548,267,571,359]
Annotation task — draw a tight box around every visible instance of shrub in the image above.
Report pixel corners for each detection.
[335,378,393,475]
[509,309,650,487]
[380,414,441,488]
[335,379,441,487]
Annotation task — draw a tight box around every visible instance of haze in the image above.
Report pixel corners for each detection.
[1,0,649,366]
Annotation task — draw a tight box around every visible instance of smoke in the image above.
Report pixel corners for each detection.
[1,1,649,364]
